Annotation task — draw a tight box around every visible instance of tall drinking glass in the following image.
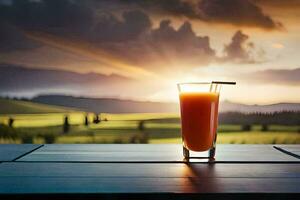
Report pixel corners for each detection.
[177,82,222,159]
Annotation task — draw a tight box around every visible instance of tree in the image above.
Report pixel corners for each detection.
[8,117,14,128]
[138,120,145,131]
[261,124,269,132]
[93,113,101,124]
[242,124,251,131]
[63,115,70,133]
[84,114,89,126]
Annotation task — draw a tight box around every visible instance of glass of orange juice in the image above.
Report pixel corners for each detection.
[177,81,235,159]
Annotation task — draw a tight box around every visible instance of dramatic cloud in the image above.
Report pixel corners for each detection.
[198,0,283,30]
[124,0,283,30]
[149,20,215,66]
[222,30,262,63]
[0,0,264,73]
[0,0,218,71]
[99,19,216,69]
[242,68,300,85]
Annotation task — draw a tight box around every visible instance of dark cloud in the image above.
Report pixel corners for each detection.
[147,20,215,66]
[198,0,283,30]
[0,0,263,71]
[223,30,250,61]
[0,0,218,70]
[123,0,197,18]
[0,0,94,52]
[0,0,94,36]
[98,19,216,69]
[243,68,300,85]
[222,30,260,63]
[255,0,300,9]
[93,10,151,42]
[0,1,152,43]
[0,21,39,52]
[124,0,283,30]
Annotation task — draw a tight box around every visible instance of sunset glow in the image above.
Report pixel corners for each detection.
[0,0,299,104]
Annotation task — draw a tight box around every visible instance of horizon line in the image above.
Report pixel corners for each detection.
[1,94,299,106]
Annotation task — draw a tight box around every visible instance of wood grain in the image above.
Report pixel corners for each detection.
[0,144,42,161]
[0,144,299,196]
[17,144,299,162]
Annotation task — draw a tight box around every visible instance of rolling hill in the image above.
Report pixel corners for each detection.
[0,98,76,114]
[1,95,299,114]
[32,95,178,113]
[31,95,300,113]
[220,100,300,113]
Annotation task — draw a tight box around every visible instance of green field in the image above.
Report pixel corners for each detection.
[0,98,299,144]
[0,112,299,144]
[0,98,76,114]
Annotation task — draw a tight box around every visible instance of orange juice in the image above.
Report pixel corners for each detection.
[179,92,219,152]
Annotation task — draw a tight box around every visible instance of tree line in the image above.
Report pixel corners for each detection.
[218,111,300,125]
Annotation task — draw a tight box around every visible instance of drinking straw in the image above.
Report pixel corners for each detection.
[210,81,236,92]
[177,81,236,85]
[211,81,236,85]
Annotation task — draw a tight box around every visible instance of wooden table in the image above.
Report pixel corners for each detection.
[0,144,299,199]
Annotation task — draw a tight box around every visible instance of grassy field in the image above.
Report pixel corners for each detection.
[0,112,299,144]
[0,98,76,114]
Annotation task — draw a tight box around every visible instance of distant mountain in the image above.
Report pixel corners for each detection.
[0,98,76,114]
[32,95,178,113]
[220,100,300,113]
[31,95,300,113]
[0,63,132,92]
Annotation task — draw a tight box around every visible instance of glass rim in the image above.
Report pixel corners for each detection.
[177,82,211,86]
[177,81,222,93]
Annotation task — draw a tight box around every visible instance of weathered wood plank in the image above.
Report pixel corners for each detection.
[0,177,299,193]
[0,144,42,161]
[0,163,299,178]
[27,144,290,152]
[0,145,299,194]
[18,144,300,162]
[274,145,300,160]
[276,145,300,154]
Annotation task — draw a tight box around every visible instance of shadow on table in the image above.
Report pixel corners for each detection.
[182,161,218,193]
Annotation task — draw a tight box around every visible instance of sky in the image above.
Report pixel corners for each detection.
[0,0,299,104]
